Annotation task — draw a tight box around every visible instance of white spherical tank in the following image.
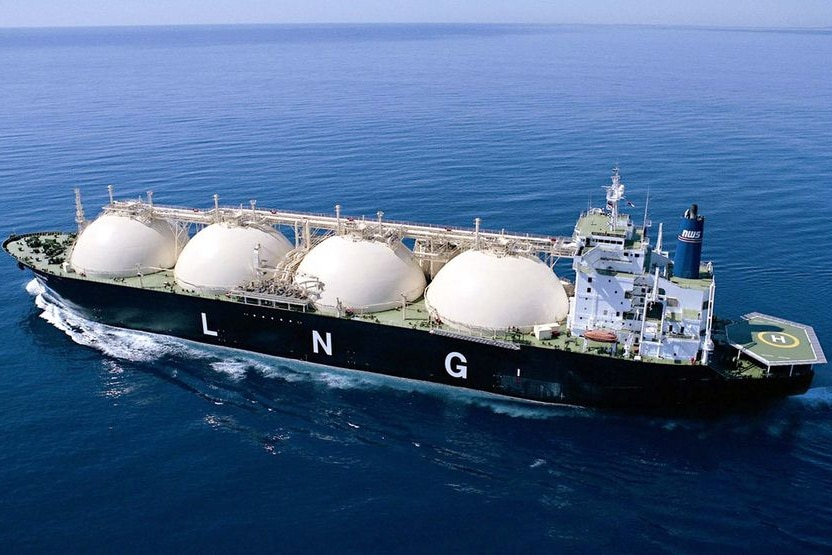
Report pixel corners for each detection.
[174,223,292,294]
[425,250,569,332]
[70,214,184,278]
[294,235,427,312]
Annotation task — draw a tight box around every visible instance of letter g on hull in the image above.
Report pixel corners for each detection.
[445,352,468,379]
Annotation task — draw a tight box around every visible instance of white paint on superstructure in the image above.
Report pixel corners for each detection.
[567,169,715,364]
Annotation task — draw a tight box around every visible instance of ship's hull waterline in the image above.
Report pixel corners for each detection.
[27,267,813,414]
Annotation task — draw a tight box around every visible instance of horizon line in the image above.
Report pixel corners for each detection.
[1,22,831,32]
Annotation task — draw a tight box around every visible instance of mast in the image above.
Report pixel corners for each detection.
[335,204,342,235]
[605,166,625,231]
[74,188,87,234]
[701,279,716,365]
[655,222,664,254]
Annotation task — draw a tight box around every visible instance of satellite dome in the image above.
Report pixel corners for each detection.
[174,222,292,294]
[294,235,426,313]
[425,250,568,332]
[70,214,184,278]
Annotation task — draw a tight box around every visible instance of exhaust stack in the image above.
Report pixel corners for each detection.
[673,204,705,279]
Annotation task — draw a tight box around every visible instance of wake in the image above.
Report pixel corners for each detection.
[793,385,832,411]
[28,278,206,363]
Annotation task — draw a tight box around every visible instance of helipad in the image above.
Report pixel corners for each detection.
[725,312,827,369]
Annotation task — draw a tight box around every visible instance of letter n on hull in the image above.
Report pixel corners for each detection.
[312,330,332,356]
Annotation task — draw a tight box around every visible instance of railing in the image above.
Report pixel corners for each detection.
[103,200,579,259]
[429,328,522,350]
[229,289,312,312]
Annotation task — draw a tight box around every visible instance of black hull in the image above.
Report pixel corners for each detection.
[29,269,813,415]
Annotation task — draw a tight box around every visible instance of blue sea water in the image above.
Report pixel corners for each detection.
[1,24,831,552]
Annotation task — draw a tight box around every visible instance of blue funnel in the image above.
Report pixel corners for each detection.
[673,204,705,279]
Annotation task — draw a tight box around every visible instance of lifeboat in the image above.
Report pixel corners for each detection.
[584,329,617,343]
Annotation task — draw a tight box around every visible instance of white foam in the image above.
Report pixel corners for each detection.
[258,366,308,382]
[27,282,310,389]
[25,278,45,296]
[794,386,832,410]
[210,361,249,381]
[466,396,588,419]
[29,279,207,363]
[316,371,371,390]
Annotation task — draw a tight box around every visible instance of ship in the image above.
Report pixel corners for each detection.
[4,169,826,414]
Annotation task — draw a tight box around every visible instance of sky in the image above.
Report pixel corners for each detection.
[0,0,830,28]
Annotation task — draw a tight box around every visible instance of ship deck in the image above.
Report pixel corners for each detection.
[6,232,668,365]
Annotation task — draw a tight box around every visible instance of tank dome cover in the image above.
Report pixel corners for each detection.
[70,214,184,278]
[425,250,568,331]
[174,222,292,294]
[294,235,426,313]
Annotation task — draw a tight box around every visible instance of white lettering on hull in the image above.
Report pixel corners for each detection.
[312,330,333,356]
[445,352,468,379]
[201,312,218,337]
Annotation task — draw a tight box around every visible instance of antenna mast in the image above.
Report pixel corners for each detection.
[642,188,651,246]
[74,188,87,234]
[605,166,625,230]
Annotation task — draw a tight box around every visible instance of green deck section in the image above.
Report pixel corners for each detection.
[725,312,826,367]
[574,210,652,252]
[669,270,713,291]
[575,211,628,240]
[6,232,230,301]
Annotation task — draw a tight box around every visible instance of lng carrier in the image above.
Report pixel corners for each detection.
[4,169,826,412]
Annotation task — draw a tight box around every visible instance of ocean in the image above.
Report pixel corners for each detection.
[1,24,830,552]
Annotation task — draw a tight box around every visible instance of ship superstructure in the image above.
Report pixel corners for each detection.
[4,169,825,412]
[567,168,715,365]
